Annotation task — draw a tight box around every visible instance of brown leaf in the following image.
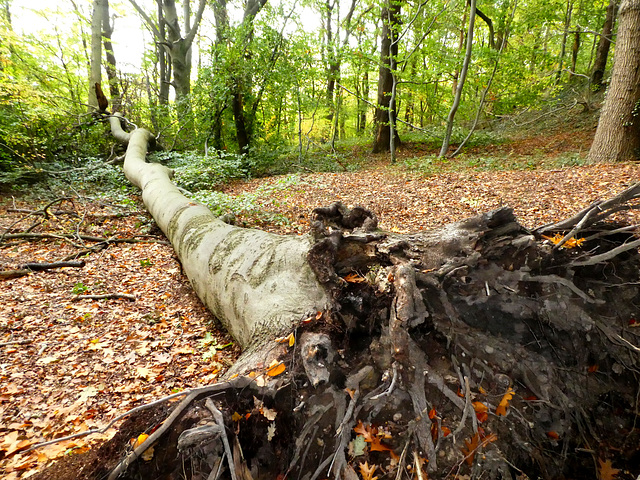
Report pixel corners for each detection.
[598,459,620,480]
[344,272,366,283]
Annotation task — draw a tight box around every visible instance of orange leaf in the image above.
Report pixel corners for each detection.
[266,362,286,377]
[131,433,149,449]
[428,408,437,419]
[358,461,378,480]
[344,272,366,283]
[441,426,451,437]
[275,333,295,347]
[462,433,479,465]
[476,411,489,423]
[472,401,488,413]
[495,388,514,416]
[461,432,497,465]
[546,431,560,440]
[231,412,243,422]
[369,437,392,453]
[353,420,374,442]
[598,459,620,480]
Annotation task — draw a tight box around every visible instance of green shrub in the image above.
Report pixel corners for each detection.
[154,150,248,192]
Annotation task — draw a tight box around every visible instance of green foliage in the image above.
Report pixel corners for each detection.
[156,150,248,192]
[72,282,88,295]
[199,332,233,361]
[191,174,301,224]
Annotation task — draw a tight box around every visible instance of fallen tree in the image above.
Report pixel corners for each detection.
[34,117,640,480]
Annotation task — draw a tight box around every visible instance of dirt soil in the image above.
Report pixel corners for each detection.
[2,127,640,479]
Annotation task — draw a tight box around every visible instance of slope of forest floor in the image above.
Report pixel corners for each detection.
[2,126,640,478]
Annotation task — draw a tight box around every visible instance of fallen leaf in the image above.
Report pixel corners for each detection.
[275,332,295,347]
[461,432,497,465]
[472,401,488,413]
[266,362,286,377]
[267,422,276,441]
[541,233,585,249]
[261,406,277,421]
[369,437,392,453]
[358,461,378,480]
[353,420,374,442]
[344,272,366,283]
[496,388,514,416]
[131,433,149,448]
[232,412,243,422]
[598,458,620,480]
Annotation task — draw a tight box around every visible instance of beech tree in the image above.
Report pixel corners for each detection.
[129,0,207,119]
[88,0,104,111]
[589,0,640,162]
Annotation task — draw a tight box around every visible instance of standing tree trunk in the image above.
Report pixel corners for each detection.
[129,0,206,120]
[101,0,121,112]
[570,27,580,75]
[439,0,476,157]
[216,0,267,153]
[372,1,402,153]
[591,0,619,90]
[88,0,104,111]
[43,113,640,480]
[555,0,574,82]
[588,0,640,163]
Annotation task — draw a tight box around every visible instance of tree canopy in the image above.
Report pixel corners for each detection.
[0,0,626,181]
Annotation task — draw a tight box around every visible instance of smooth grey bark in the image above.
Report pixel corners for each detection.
[88,0,104,111]
[108,115,330,350]
[101,0,121,111]
[129,0,206,118]
[439,0,476,157]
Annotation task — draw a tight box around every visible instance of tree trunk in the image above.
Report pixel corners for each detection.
[588,0,640,163]
[88,0,104,111]
[372,1,402,154]
[157,0,170,107]
[555,0,574,83]
[570,27,580,75]
[439,0,477,157]
[591,0,619,90]
[475,6,495,49]
[37,117,640,480]
[215,0,268,153]
[128,0,206,119]
[101,0,121,112]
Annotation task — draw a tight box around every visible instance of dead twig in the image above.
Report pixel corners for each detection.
[205,398,238,480]
[1,260,86,280]
[106,378,251,480]
[72,293,136,301]
[27,378,252,456]
[537,182,640,234]
[571,238,640,267]
[0,339,33,347]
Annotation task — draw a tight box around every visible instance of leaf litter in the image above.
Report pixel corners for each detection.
[0,198,238,478]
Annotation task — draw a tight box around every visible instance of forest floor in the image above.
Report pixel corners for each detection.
[2,126,640,478]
